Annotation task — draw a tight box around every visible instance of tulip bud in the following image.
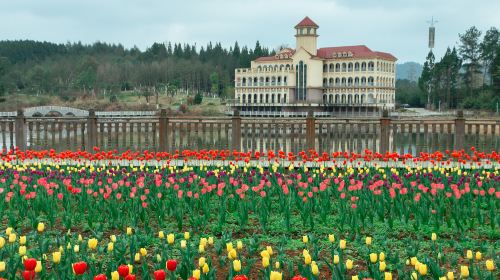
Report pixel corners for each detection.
[110,235,117,243]
[127,227,133,235]
[180,240,187,248]
[275,261,280,269]
[202,263,209,274]
[198,244,205,253]
[156,254,162,262]
[370,253,377,263]
[140,248,147,257]
[74,245,80,253]
[52,252,61,264]
[262,257,270,268]
[0,237,5,248]
[339,239,346,249]
[167,234,175,245]
[311,262,319,275]
[352,276,359,280]
[134,253,141,263]
[346,259,353,270]
[379,261,386,271]
[475,251,481,261]
[466,250,473,260]
[334,255,340,264]
[158,231,164,239]
[485,259,495,271]
[184,232,190,240]
[384,272,392,280]
[302,235,308,243]
[447,271,454,280]
[37,223,45,233]
[208,237,214,245]
[192,269,201,279]
[0,261,5,272]
[379,252,385,261]
[19,245,27,256]
[237,240,243,250]
[266,246,273,256]
[460,266,469,278]
[107,242,114,252]
[365,236,372,246]
[328,234,335,243]
[431,233,437,241]
[304,253,312,265]
[35,261,42,273]
[198,257,206,268]
[233,260,241,272]
[20,235,27,245]
[8,233,16,243]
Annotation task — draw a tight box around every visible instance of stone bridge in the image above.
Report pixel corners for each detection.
[0,106,157,117]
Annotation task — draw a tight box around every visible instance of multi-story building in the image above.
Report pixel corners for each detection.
[230,17,397,117]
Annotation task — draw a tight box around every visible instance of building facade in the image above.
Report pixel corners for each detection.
[230,17,397,117]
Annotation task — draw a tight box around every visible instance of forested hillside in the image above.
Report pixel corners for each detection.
[0,40,272,103]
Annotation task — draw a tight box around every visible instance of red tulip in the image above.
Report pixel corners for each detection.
[72,261,87,275]
[292,276,307,280]
[24,258,37,271]
[233,275,249,280]
[94,274,107,280]
[154,270,166,280]
[166,259,177,271]
[124,275,136,280]
[118,265,130,277]
[22,270,35,280]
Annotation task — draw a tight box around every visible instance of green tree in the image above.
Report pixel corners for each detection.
[480,27,500,84]
[194,92,203,105]
[459,26,483,95]
[418,51,435,108]
[210,72,219,96]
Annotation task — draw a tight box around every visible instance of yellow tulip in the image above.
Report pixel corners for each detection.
[19,245,27,256]
[74,245,80,253]
[198,244,205,253]
[0,237,5,248]
[261,250,270,259]
[199,257,206,267]
[184,232,190,240]
[475,251,481,261]
[108,242,114,252]
[180,240,187,248]
[226,242,234,252]
[352,276,359,280]
[0,261,5,272]
[158,231,164,239]
[5,227,12,235]
[303,235,309,243]
[233,260,241,272]
[275,261,280,269]
[379,261,386,271]
[78,234,83,242]
[266,246,273,256]
[88,238,98,250]
[156,254,162,262]
[228,249,237,260]
[167,234,175,245]
[128,264,133,274]
[466,250,473,260]
[411,272,418,279]
[134,253,141,263]
[384,272,392,280]
[460,265,469,278]
[237,240,243,250]
[111,271,119,280]
[410,257,418,266]
[447,271,454,280]
[339,239,346,249]
[418,263,428,276]
[365,236,372,246]
[431,233,437,241]
[192,269,201,279]
[370,253,378,263]
[311,262,319,275]
[208,237,214,245]
[379,252,386,261]
[37,222,45,233]
[270,271,282,280]
[439,277,446,280]
[346,259,353,270]
[486,259,495,271]
[52,251,61,264]
[19,235,26,245]
[202,263,209,274]
[35,261,42,273]
[304,253,312,265]
[139,248,147,257]
[110,235,117,243]
[328,234,335,243]
[262,257,270,268]
[127,227,133,235]
[200,238,207,247]
[8,233,16,243]
[334,255,340,264]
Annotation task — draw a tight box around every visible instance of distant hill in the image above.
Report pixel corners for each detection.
[396,62,423,82]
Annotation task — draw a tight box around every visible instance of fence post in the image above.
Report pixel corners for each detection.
[86,109,97,152]
[231,110,242,151]
[306,110,316,151]
[159,109,169,151]
[454,110,465,151]
[379,109,391,154]
[15,109,26,150]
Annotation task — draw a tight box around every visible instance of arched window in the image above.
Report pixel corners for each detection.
[329,78,334,86]
[335,63,341,72]
[323,95,327,103]
[260,94,263,103]
[254,94,257,103]
[341,78,346,86]
[361,77,366,85]
[265,94,269,103]
[277,76,281,84]
[335,78,340,86]
[242,94,246,103]
[285,64,290,70]
[271,94,275,103]
[278,94,281,103]
[354,77,359,85]
[354,62,360,71]
[354,94,359,103]
[329,63,334,72]
[257,66,262,71]
[361,62,367,71]
[348,95,353,104]
[348,63,353,72]
[368,61,374,71]
[342,63,347,72]
[348,77,353,86]
[341,95,346,103]
[361,94,365,104]
[254,77,258,84]
[368,77,374,86]
[335,95,340,103]
[323,64,328,72]
[323,78,327,87]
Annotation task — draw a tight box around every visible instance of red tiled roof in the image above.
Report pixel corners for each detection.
[317,45,397,61]
[295,17,319,28]
[254,45,396,62]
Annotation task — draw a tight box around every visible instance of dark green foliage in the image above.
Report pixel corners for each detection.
[194,92,203,105]
[0,40,273,100]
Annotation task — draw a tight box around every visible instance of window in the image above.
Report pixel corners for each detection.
[295,61,307,101]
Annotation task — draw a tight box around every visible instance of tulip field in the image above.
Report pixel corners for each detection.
[0,149,498,279]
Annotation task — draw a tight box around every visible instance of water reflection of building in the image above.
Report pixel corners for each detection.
[229,17,397,117]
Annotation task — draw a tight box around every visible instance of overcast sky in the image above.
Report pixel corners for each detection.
[1,0,499,63]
